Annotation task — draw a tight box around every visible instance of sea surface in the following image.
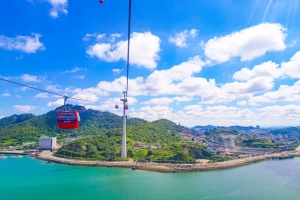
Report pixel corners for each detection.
[0,155,299,200]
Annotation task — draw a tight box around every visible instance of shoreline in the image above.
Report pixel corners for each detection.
[34,146,300,173]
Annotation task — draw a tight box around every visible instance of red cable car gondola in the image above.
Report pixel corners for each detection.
[99,0,104,4]
[58,110,80,129]
[115,105,119,109]
[57,96,80,129]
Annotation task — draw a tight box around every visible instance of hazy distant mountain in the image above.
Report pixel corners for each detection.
[0,113,35,127]
[227,126,256,131]
[270,127,300,135]
[192,125,215,131]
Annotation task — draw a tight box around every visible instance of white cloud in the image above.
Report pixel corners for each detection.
[144,55,206,95]
[21,74,42,83]
[237,100,247,106]
[47,99,63,107]
[13,105,36,112]
[73,75,85,79]
[0,33,45,53]
[281,51,300,78]
[112,67,123,74]
[35,93,49,98]
[131,105,173,122]
[204,23,286,63]
[82,33,99,41]
[189,29,199,38]
[233,61,282,81]
[130,104,258,126]
[83,33,121,42]
[143,97,174,105]
[223,76,274,94]
[47,0,68,18]
[142,96,193,106]
[64,67,86,73]
[46,84,62,92]
[97,76,147,96]
[259,105,300,117]
[249,80,300,105]
[169,29,199,47]
[1,93,11,97]
[87,32,161,70]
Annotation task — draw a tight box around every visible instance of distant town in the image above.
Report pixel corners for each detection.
[178,125,300,160]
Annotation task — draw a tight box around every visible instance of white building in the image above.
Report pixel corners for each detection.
[38,136,57,150]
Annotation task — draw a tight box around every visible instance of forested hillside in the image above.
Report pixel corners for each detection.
[0,105,145,146]
[0,105,222,162]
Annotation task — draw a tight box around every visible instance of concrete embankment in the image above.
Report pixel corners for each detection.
[0,150,30,155]
[36,150,300,173]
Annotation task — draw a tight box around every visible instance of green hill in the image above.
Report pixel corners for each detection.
[0,105,222,162]
[0,105,145,146]
[56,118,220,162]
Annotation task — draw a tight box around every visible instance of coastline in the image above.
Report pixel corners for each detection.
[35,146,300,173]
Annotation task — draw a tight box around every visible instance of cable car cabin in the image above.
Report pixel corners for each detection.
[58,110,80,129]
[115,105,119,109]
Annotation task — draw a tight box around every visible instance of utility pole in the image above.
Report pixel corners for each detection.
[121,0,132,159]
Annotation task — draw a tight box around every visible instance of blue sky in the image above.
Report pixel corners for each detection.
[1,0,300,127]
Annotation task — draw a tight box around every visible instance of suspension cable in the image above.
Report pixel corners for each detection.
[0,77,113,104]
[126,0,132,94]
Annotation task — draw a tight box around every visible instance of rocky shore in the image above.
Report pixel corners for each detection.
[36,147,300,173]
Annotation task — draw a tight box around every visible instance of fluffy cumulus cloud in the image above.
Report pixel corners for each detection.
[47,0,68,18]
[141,96,193,106]
[259,105,300,117]
[87,32,161,70]
[233,61,282,81]
[129,104,258,126]
[169,29,199,47]
[70,87,109,103]
[47,99,64,107]
[249,81,300,105]
[281,51,300,78]
[13,105,36,112]
[131,105,173,122]
[0,33,45,53]
[204,23,286,63]
[223,76,274,94]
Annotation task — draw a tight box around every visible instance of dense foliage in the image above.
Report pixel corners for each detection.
[241,138,277,148]
[55,118,223,162]
[0,105,221,162]
[0,105,145,146]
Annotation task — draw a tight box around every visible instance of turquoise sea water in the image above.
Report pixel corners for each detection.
[0,156,299,200]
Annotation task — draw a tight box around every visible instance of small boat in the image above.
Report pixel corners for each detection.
[0,155,8,159]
